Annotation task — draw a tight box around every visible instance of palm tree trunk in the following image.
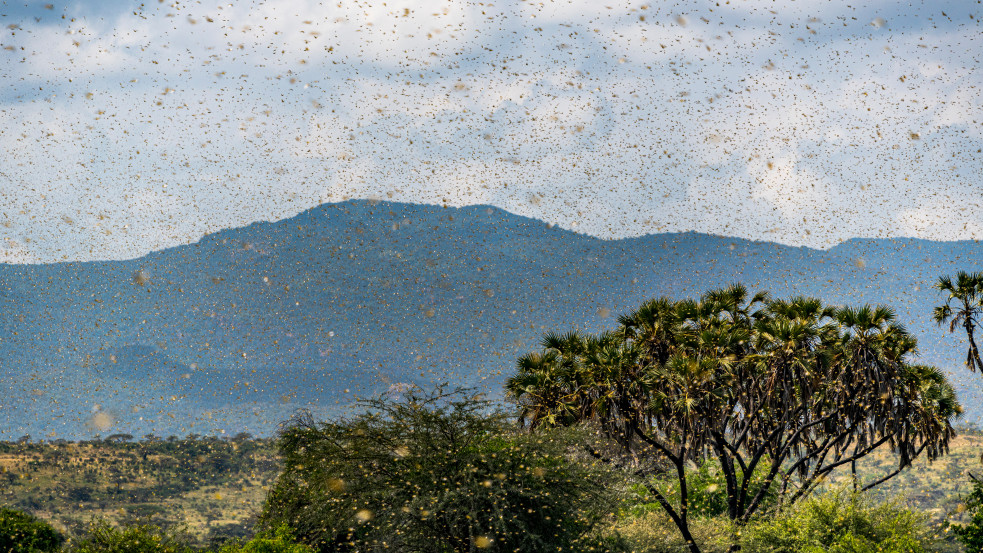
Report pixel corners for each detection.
[851,460,858,492]
[966,321,983,372]
[640,479,702,553]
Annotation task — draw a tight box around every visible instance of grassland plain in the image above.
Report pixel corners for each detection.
[0,436,279,546]
[824,432,983,526]
[0,430,980,546]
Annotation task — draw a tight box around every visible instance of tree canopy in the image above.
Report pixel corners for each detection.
[260,386,621,553]
[506,285,962,553]
[0,507,64,553]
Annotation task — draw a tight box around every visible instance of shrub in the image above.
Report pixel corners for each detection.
[260,386,622,552]
[740,487,938,553]
[627,457,779,520]
[66,522,193,553]
[0,507,64,552]
[213,525,313,553]
[951,473,983,551]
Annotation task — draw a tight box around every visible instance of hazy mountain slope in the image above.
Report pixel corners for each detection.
[1,201,980,439]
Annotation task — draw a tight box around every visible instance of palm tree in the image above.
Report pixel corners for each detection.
[508,288,962,553]
[934,271,983,372]
[854,363,961,492]
[505,349,569,429]
[829,305,911,490]
[618,296,682,366]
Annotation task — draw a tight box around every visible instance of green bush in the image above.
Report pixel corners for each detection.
[740,487,938,553]
[951,473,983,551]
[260,386,622,552]
[214,525,313,553]
[66,522,193,553]
[0,507,64,553]
[627,457,779,520]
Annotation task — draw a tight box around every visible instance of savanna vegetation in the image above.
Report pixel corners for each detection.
[3,279,983,552]
[0,433,278,545]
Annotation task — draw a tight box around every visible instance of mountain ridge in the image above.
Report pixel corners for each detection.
[1,200,980,440]
[10,201,976,269]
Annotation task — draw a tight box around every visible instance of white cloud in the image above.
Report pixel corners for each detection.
[0,0,980,261]
[749,155,833,220]
[0,239,37,264]
[897,191,983,241]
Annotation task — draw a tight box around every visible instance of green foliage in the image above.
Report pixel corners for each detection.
[627,458,779,519]
[260,386,621,553]
[214,525,313,553]
[950,474,983,551]
[508,286,962,552]
[740,487,937,553]
[0,507,65,553]
[66,521,193,553]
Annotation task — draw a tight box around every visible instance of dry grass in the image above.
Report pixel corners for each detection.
[0,439,278,544]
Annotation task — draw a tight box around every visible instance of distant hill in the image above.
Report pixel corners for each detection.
[1,200,981,439]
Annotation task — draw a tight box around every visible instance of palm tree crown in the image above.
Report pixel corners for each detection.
[934,271,983,372]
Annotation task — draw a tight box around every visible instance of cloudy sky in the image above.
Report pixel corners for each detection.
[0,0,980,263]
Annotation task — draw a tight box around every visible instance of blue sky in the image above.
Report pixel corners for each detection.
[0,0,981,262]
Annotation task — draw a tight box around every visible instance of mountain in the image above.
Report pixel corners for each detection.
[1,200,980,439]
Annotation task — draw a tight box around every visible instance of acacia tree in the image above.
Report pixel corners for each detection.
[260,386,621,553]
[934,271,983,373]
[506,285,961,553]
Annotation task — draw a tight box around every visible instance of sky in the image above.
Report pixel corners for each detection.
[0,0,981,263]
